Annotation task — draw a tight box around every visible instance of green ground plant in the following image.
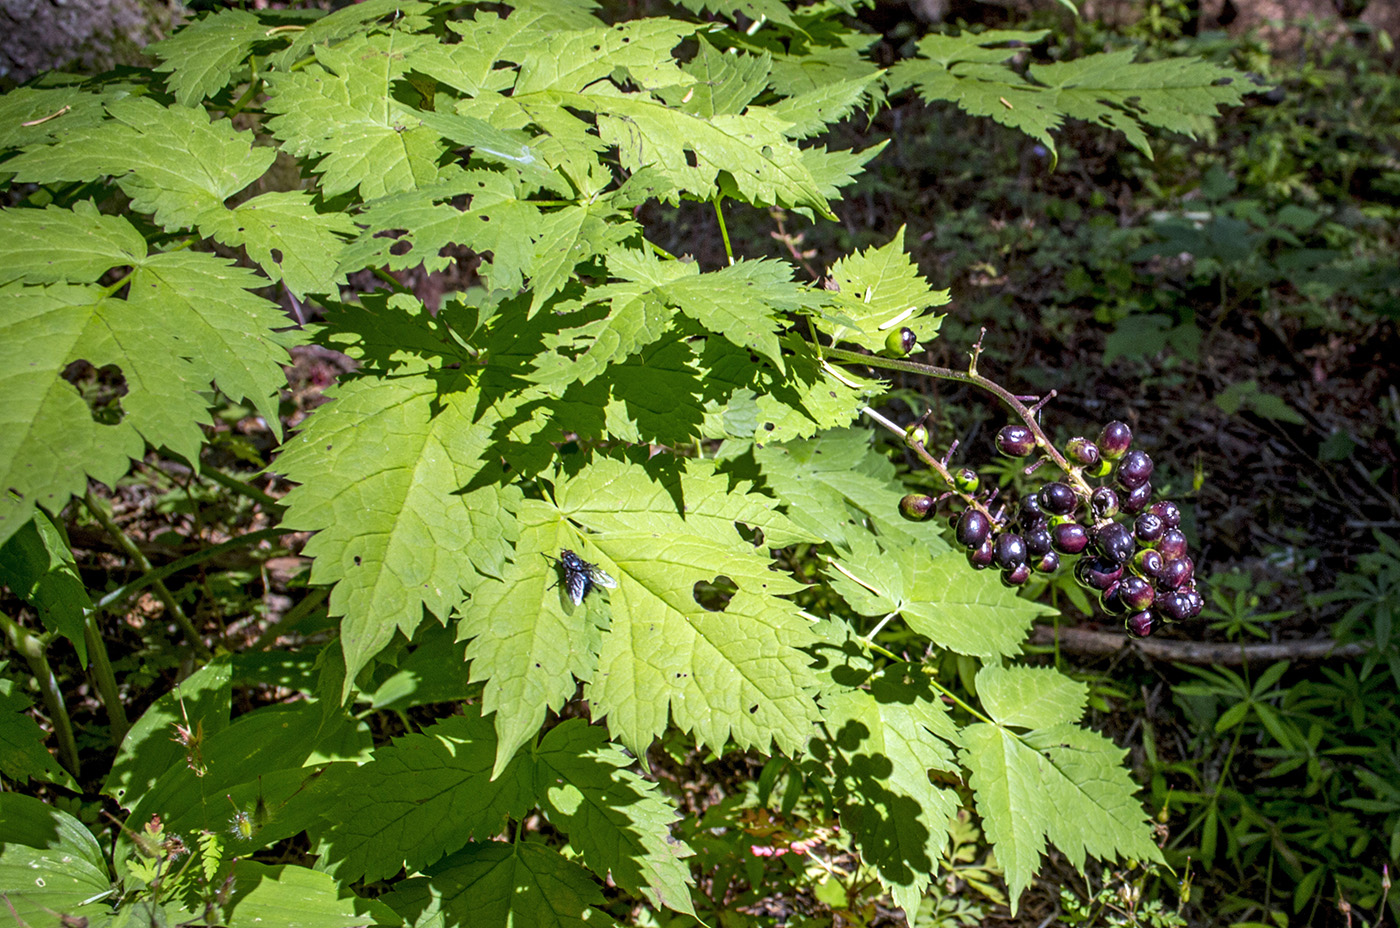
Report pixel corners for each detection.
[7,0,1361,925]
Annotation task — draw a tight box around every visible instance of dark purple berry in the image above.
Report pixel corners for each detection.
[1099,421,1132,459]
[1033,550,1061,573]
[1001,563,1032,586]
[995,533,1028,569]
[1158,556,1194,591]
[1133,513,1165,544]
[1075,556,1123,591]
[1051,522,1090,555]
[900,494,935,521]
[953,467,979,493]
[1101,581,1128,614]
[1149,500,1181,529]
[1132,548,1164,579]
[956,510,992,548]
[996,424,1037,457]
[1093,521,1136,564]
[1024,526,1053,558]
[1117,575,1155,611]
[1116,450,1154,490]
[1183,589,1204,618]
[968,537,996,569]
[1121,482,1153,515]
[1066,437,1101,467]
[1090,486,1120,519]
[1040,482,1078,516]
[1126,611,1159,638]
[1157,529,1188,561]
[1158,590,1193,622]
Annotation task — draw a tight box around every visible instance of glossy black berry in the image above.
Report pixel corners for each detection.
[1093,521,1136,565]
[1157,529,1188,561]
[996,424,1037,457]
[1052,522,1090,555]
[968,537,996,569]
[1033,550,1061,573]
[1091,486,1120,519]
[1116,450,1154,490]
[1133,513,1165,544]
[1066,437,1101,467]
[1075,556,1124,591]
[956,510,992,548]
[1126,611,1159,638]
[1121,481,1153,515]
[1099,421,1132,459]
[1118,575,1155,611]
[1024,526,1053,558]
[1158,556,1194,591]
[899,494,935,521]
[1001,563,1032,587]
[1040,482,1078,516]
[1150,500,1182,529]
[1158,590,1193,622]
[1183,589,1204,618]
[1101,581,1128,615]
[995,533,1028,569]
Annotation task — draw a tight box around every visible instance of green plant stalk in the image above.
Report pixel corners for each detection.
[0,610,80,777]
[827,345,1092,498]
[197,466,284,512]
[95,528,284,612]
[84,610,129,744]
[250,586,330,651]
[712,196,733,264]
[84,491,215,661]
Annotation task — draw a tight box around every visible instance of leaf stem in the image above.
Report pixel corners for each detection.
[0,610,80,777]
[712,196,733,265]
[84,492,215,660]
[94,528,285,612]
[85,609,129,744]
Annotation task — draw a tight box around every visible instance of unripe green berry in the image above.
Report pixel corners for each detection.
[883,326,917,357]
[905,423,930,447]
[953,467,980,493]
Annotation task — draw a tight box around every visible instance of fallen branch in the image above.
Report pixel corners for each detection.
[1031,625,1369,665]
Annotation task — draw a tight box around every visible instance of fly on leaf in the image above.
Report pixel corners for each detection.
[545,549,617,605]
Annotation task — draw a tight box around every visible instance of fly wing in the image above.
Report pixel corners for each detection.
[587,564,618,589]
[563,568,591,605]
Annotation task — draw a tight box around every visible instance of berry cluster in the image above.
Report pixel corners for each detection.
[901,420,1202,638]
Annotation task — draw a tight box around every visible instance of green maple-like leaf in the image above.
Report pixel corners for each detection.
[888,29,1246,159]
[0,222,295,545]
[0,85,129,151]
[543,455,819,757]
[277,368,520,695]
[512,19,697,95]
[148,8,270,106]
[753,427,952,551]
[534,721,696,915]
[265,31,445,200]
[824,532,1052,657]
[962,664,1163,913]
[581,85,835,217]
[5,96,275,232]
[200,190,356,298]
[810,657,961,918]
[316,713,536,883]
[672,39,772,118]
[0,201,146,285]
[824,226,949,353]
[382,841,615,928]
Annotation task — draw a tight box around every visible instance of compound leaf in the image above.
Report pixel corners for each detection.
[382,841,614,928]
[277,367,519,695]
[200,190,356,298]
[316,712,535,883]
[148,8,269,106]
[534,721,696,915]
[5,96,275,231]
[824,226,948,352]
[265,31,445,199]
